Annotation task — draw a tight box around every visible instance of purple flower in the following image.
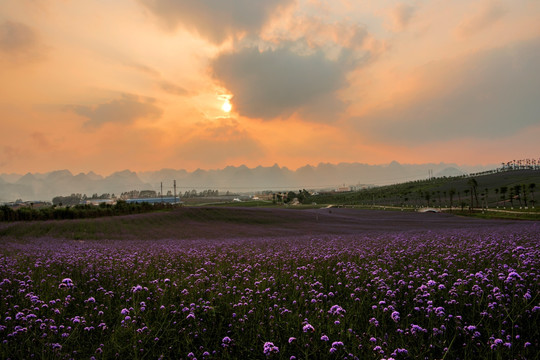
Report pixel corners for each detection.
[59,278,74,288]
[303,324,315,332]
[263,342,279,356]
[391,311,400,322]
[328,304,346,315]
[321,335,329,341]
[410,324,427,335]
[222,336,232,347]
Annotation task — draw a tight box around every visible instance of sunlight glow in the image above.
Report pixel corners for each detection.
[222,99,232,113]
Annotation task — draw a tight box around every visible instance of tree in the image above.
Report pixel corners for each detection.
[449,188,456,209]
[464,189,470,210]
[513,185,522,207]
[424,192,431,207]
[521,184,528,207]
[499,186,508,207]
[529,183,536,207]
[467,178,479,208]
[509,188,514,207]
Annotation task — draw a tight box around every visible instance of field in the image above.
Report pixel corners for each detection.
[0,208,538,359]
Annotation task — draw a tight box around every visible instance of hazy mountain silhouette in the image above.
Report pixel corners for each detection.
[0,161,486,202]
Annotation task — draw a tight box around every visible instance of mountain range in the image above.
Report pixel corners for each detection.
[0,162,494,202]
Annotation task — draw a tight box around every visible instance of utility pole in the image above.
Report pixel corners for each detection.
[173,180,177,204]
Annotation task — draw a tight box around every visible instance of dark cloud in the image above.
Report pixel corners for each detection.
[139,0,294,44]
[70,94,163,128]
[357,38,540,144]
[0,20,42,62]
[212,45,351,121]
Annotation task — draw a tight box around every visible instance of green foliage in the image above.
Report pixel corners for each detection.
[0,201,173,222]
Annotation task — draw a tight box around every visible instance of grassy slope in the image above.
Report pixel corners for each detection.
[311,169,540,208]
[0,207,528,241]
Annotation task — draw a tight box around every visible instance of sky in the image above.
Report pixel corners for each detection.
[1,0,539,175]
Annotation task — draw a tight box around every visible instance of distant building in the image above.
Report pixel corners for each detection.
[139,190,158,198]
[336,186,351,192]
[125,197,181,204]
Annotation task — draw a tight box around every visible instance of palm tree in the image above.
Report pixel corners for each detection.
[521,184,528,207]
[508,188,514,208]
[500,186,508,207]
[464,189,470,210]
[449,188,456,209]
[467,178,479,209]
[529,183,536,208]
[514,185,522,207]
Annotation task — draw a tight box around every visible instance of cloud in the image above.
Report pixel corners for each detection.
[0,20,43,62]
[123,61,161,77]
[211,45,352,121]
[70,94,163,128]
[390,3,417,31]
[177,119,265,165]
[457,0,506,37]
[160,81,189,96]
[356,37,540,144]
[138,0,294,44]
[269,16,372,54]
[31,132,52,148]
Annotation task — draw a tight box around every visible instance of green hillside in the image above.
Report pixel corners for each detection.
[310,169,540,211]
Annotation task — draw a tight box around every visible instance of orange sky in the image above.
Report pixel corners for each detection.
[1,0,539,175]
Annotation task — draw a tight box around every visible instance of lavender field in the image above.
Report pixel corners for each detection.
[0,208,539,359]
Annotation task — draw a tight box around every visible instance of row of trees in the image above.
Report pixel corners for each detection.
[400,180,536,209]
[0,200,172,222]
[500,158,540,171]
[182,189,220,198]
[52,193,115,206]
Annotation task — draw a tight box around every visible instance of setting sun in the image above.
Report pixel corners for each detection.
[221,100,232,113]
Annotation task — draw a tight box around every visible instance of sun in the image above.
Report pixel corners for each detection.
[221,99,232,113]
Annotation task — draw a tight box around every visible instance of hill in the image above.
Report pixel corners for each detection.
[310,169,540,210]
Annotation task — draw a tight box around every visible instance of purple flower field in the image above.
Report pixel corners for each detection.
[0,210,539,359]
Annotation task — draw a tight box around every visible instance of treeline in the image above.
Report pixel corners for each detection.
[52,193,113,206]
[183,189,220,198]
[0,201,173,222]
[275,189,312,204]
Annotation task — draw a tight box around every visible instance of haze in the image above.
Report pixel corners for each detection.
[1,0,539,175]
